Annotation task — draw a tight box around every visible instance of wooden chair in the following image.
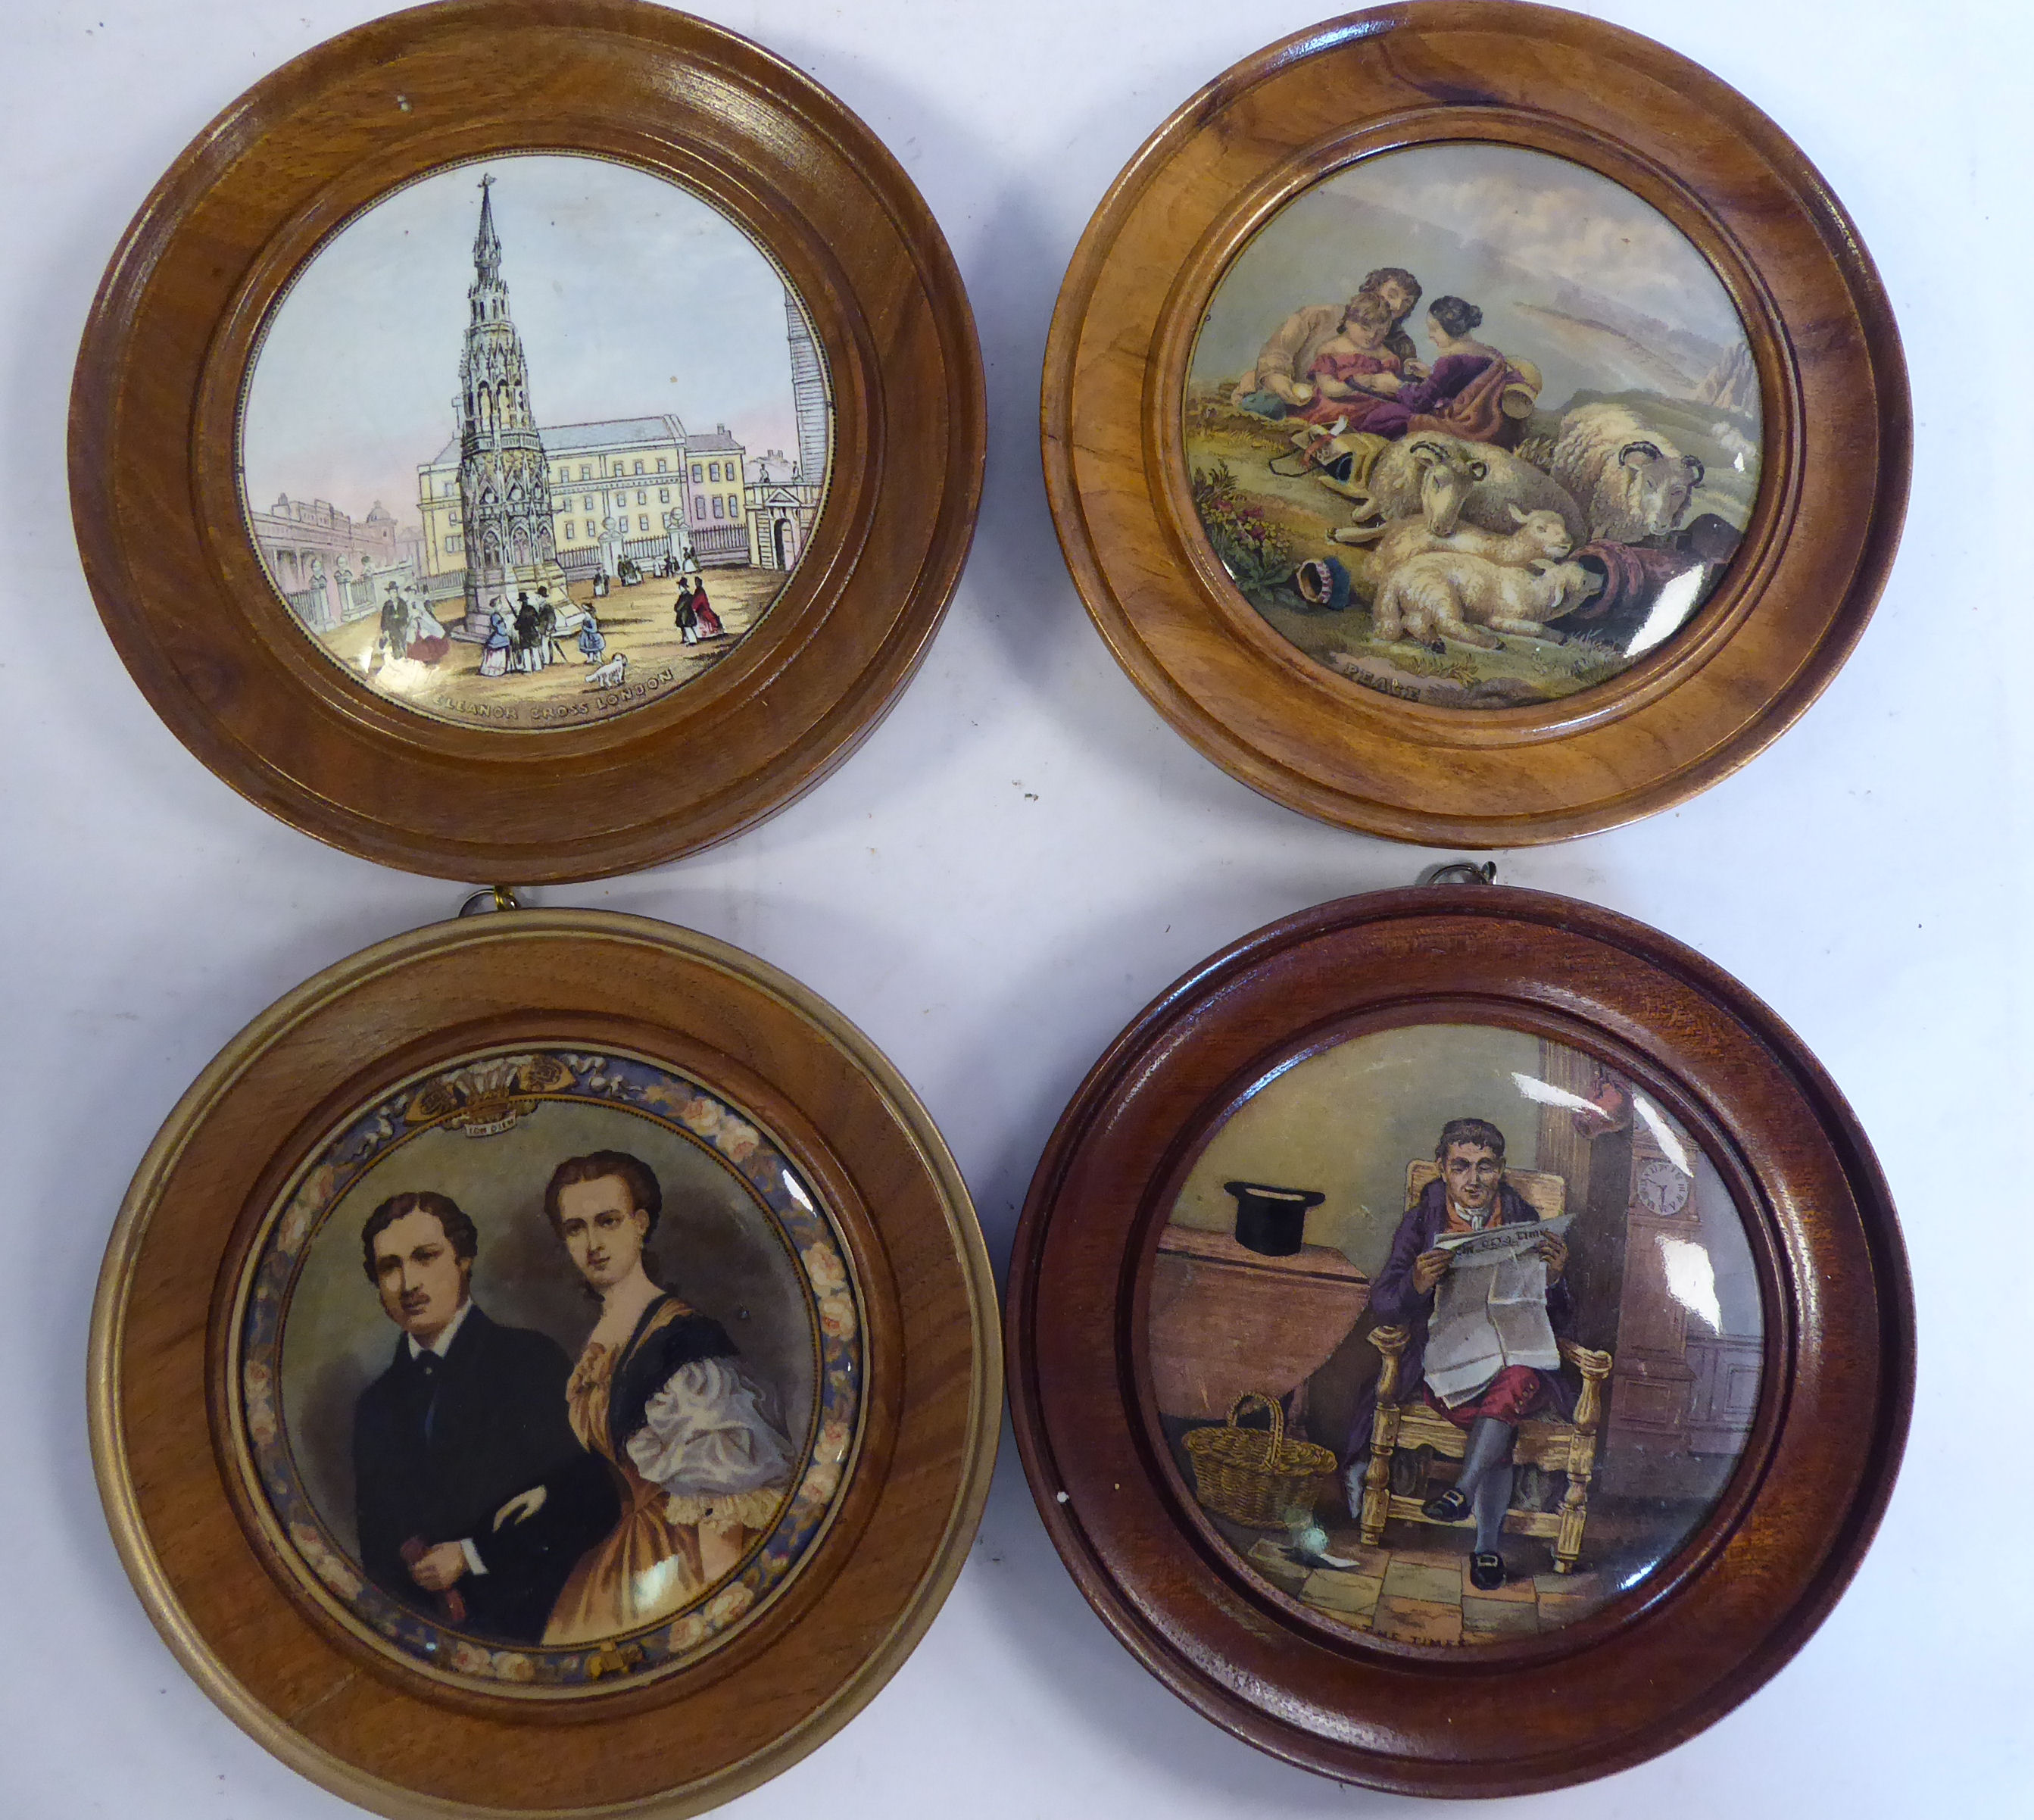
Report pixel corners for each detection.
[1355,1161,1614,1574]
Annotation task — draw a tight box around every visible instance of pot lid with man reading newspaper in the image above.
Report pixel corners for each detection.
[1006,879,1911,1797]
[70,0,983,881]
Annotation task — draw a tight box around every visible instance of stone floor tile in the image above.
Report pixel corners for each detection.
[1371,1594,1465,1646]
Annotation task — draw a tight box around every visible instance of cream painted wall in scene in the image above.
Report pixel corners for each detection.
[1168,1022,1542,1275]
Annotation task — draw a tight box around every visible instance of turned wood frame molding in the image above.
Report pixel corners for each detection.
[1042,2,1910,845]
[72,0,985,882]
[1007,886,1914,1795]
[91,910,1001,1818]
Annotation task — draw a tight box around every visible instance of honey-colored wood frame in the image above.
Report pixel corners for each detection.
[1006,885,1912,1795]
[71,0,984,882]
[1041,2,1909,845]
[90,910,1000,1817]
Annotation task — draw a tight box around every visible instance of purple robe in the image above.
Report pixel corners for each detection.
[1303,351,1503,444]
[1342,1176,1577,1469]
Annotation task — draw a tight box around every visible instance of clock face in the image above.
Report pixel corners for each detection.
[1637,1156,1692,1216]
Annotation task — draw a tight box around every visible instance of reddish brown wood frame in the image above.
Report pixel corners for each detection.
[1006,885,1912,1796]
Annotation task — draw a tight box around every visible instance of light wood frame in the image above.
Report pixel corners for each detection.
[1040,2,1909,845]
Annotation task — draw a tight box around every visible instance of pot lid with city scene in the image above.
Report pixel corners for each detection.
[70,0,983,882]
[1006,878,1911,1795]
[89,901,999,1819]
[1040,2,1908,846]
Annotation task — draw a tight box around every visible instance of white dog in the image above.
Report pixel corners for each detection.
[585,651,629,690]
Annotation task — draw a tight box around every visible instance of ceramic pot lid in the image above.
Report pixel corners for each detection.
[1042,2,1908,845]
[72,0,983,881]
[1006,882,1911,1794]
[90,905,999,1817]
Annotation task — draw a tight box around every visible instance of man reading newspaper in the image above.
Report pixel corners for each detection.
[1343,1117,1575,1590]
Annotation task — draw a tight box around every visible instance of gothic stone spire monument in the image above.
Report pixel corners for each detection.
[454,174,565,635]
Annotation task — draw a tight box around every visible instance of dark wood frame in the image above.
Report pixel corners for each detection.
[1040,2,1909,846]
[71,0,984,883]
[90,910,1000,1818]
[1006,885,1912,1795]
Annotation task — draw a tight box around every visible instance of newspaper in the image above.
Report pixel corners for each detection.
[1423,1215,1571,1406]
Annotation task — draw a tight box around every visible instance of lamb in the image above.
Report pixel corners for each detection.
[1331,435,1589,549]
[1549,402,1705,544]
[1366,462,1575,587]
[1375,555,1597,654]
[1371,507,1576,642]
[584,651,629,690]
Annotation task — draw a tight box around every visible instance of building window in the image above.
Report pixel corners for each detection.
[693,497,706,520]
[658,488,670,504]
[656,459,667,473]
[633,460,644,475]
[582,495,592,511]
[446,535,462,554]
[587,521,596,539]
[579,464,591,479]
[691,464,703,483]
[563,523,575,542]
[633,490,643,505]
[638,514,649,532]
[713,496,724,520]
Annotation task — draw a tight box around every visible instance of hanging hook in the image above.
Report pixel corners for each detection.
[457,885,524,917]
[1418,860,1497,888]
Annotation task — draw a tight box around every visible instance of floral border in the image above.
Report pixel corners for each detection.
[236,1047,863,1694]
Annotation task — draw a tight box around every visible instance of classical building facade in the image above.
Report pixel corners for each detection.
[420,415,754,579]
[251,495,423,630]
[744,449,822,572]
[411,193,832,601]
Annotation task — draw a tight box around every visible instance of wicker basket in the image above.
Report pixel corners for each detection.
[1184,1391,1339,1528]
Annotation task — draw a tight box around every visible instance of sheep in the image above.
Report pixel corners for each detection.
[584,651,629,691]
[1549,403,1705,544]
[1373,506,1577,642]
[1374,543,1598,651]
[1368,482,1574,596]
[1331,435,1589,550]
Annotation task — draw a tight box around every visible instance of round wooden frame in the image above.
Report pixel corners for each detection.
[1040,2,1909,847]
[90,910,1001,1818]
[1006,886,1912,1796]
[71,0,984,883]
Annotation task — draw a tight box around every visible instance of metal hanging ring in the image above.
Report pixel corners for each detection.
[1418,860,1497,888]
[457,885,524,917]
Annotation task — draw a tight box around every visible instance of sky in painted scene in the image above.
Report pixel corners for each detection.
[1191,142,1753,417]
[242,153,817,526]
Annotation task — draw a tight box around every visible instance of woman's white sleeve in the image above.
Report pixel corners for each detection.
[626,1358,797,1527]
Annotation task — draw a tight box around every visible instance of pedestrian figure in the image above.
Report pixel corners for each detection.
[480,596,513,676]
[370,582,410,676]
[692,576,722,638]
[514,591,543,671]
[406,592,451,665]
[536,586,566,664]
[673,579,700,646]
[578,606,606,664]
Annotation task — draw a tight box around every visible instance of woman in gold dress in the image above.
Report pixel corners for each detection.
[538,1150,796,1647]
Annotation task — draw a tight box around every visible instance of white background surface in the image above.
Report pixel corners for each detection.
[4,0,2024,1812]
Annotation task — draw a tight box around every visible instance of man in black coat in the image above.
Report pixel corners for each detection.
[352,1191,618,1644]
